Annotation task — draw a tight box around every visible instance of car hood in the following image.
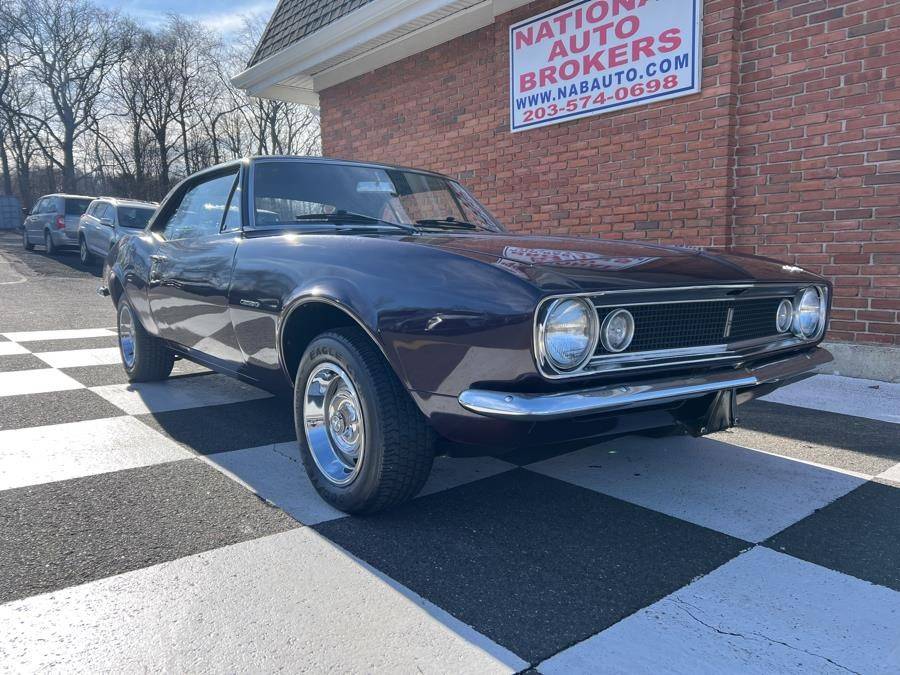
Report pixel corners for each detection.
[414,233,823,292]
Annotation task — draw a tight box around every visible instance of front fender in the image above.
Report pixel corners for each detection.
[229,233,542,398]
[105,233,159,337]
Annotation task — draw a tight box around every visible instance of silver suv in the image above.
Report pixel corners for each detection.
[77,197,157,266]
[22,194,95,255]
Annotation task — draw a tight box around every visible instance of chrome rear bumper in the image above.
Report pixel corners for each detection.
[458,348,832,421]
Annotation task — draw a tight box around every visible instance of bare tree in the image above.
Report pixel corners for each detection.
[8,0,129,192]
[0,0,321,203]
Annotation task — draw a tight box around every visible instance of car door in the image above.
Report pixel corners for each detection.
[24,199,47,241]
[148,168,244,366]
[92,203,115,255]
[81,202,100,254]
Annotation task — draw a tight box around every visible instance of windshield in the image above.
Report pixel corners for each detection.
[65,199,91,216]
[118,206,155,229]
[252,161,504,232]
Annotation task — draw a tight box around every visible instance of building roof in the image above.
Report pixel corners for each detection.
[234,0,533,105]
[249,0,377,67]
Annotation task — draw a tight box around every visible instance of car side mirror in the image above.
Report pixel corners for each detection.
[100,217,114,227]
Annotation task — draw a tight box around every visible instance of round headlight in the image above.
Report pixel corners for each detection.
[541,298,597,371]
[793,287,824,338]
[600,308,635,353]
[776,299,794,333]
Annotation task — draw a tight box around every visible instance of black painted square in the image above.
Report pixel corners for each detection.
[137,395,296,454]
[0,388,124,431]
[766,480,900,592]
[315,469,747,663]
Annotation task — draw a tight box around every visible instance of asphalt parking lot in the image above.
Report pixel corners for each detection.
[0,229,898,673]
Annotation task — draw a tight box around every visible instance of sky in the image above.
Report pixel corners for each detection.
[96,0,277,35]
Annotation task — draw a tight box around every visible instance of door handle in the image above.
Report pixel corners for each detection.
[149,255,167,263]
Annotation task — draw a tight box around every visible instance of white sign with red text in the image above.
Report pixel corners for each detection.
[509,0,702,132]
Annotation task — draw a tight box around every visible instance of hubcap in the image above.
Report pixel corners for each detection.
[303,362,365,486]
[118,303,136,369]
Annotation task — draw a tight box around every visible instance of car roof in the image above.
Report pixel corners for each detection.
[248,155,452,180]
[44,193,96,201]
[94,197,158,208]
[188,156,452,182]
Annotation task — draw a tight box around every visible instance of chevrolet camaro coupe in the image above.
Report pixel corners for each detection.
[100,156,832,514]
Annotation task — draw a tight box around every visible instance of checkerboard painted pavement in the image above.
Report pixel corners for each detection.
[1,327,898,673]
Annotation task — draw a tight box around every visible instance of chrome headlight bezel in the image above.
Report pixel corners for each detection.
[775,298,794,334]
[537,297,599,373]
[792,286,827,340]
[600,308,635,353]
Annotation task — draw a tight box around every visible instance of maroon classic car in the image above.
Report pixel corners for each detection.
[101,156,831,513]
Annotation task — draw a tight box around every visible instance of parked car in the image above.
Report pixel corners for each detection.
[77,197,157,266]
[100,156,832,514]
[22,193,95,255]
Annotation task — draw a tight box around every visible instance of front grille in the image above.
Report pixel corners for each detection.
[595,297,785,355]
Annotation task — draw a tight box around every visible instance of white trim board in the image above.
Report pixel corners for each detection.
[232,0,534,104]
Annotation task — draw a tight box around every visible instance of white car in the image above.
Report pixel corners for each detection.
[77,198,157,266]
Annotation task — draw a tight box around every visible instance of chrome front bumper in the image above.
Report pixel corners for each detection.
[458,348,832,421]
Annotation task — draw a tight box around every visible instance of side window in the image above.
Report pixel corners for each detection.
[162,172,237,241]
[31,199,46,215]
[97,204,111,220]
[39,199,54,214]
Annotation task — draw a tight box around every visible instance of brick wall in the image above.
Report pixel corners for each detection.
[732,0,899,345]
[320,0,899,345]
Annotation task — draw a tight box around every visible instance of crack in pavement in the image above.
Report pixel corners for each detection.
[670,597,862,675]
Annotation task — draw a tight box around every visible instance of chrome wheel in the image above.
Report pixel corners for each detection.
[118,303,136,369]
[303,362,365,486]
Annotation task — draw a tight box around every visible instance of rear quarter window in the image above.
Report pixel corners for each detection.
[65,199,91,216]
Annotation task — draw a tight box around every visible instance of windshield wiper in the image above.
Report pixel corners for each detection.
[415,217,479,230]
[294,210,418,234]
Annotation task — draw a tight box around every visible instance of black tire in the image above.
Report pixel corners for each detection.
[116,298,174,382]
[22,229,34,251]
[44,231,57,256]
[294,327,435,514]
[79,236,95,266]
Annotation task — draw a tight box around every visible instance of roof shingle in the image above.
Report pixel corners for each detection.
[249,0,378,67]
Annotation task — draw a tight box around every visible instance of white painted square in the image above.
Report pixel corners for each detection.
[204,443,344,526]
[2,328,116,342]
[540,547,900,675]
[0,342,29,356]
[527,435,865,542]
[35,347,122,368]
[0,417,191,490]
[0,529,527,673]
[89,373,271,414]
[877,463,900,486]
[208,442,516,525]
[762,374,900,424]
[0,368,83,397]
[423,454,517,497]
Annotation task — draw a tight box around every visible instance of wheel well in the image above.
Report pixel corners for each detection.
[280,302,359,382]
